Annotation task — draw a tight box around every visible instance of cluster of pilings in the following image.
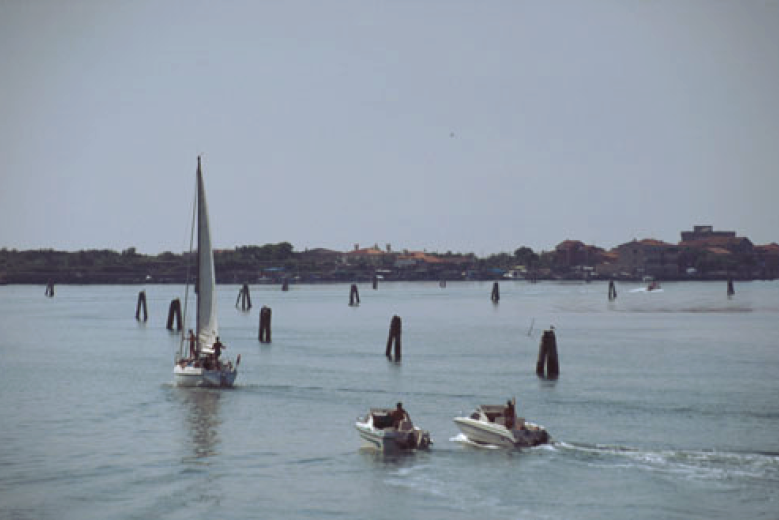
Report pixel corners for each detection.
[44,281,55,298]
[536,328,559,379]
[349,284,360,306]
[166,298,182,330]
[135,290,148,322]
[125,277,743,378]
[386,315,402,361]
[258,305,272,343]
[236,284,252,311]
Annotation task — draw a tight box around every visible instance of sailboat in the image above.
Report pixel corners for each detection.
[173,156,239,387]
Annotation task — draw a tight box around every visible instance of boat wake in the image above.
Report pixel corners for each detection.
[551,441,779,482]
[449,433,550,451]
[450,433,501,449]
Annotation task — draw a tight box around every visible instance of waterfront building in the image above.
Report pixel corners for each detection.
[616,239,680,278]
[680,225,736,242]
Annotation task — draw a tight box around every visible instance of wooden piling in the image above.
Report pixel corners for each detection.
[282,278,289,291]
[259,305,272,343]
[440,279,446,288]
[372,275,378,290]
[135,290,148,322]
[349,284,360,306]
[236,284,252,311]
[536,328,559,379]
[166,298,182,331]
[45,281,55,297]
[727,277,735,297]
[491,282,500,302]
[608,280,617,301]
[385,315,402,361]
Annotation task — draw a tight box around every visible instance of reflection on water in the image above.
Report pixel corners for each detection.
[174,387,223,462]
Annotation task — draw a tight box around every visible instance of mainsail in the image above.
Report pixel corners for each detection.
[196,157,219,352]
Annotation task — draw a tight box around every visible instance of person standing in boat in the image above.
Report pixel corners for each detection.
[391,402,410,428]
[213,337,225,367]
[187,329,197,359]
[504,399,516,430]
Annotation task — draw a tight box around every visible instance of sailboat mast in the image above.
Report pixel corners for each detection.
[195,156,202,356]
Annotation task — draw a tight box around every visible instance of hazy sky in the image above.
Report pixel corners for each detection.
[1,0,777,255]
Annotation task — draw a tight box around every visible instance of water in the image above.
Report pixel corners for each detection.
[1,281,777,519]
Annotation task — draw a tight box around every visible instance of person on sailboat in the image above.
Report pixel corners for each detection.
[213,337,225,366]
[187,329,197,359]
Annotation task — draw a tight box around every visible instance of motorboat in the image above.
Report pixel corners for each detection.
[453,404,549,448]
[355,408,431,451]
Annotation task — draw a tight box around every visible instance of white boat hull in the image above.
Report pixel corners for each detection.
[355,418,431,451]
[174,364,237,388]
[454,418,518,448]
[454,417,549,448]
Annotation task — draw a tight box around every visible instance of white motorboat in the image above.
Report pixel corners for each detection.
[355,408,431,451]
[173,157,239,388]
[453,404,549,448]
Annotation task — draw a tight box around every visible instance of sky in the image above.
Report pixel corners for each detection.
[1,0,778,255]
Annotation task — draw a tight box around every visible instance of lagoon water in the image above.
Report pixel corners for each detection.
[1,281,778,519]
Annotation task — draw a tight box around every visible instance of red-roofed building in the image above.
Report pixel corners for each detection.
[680,236,754,255]
[343,244,387,266]
[755,243,779,278]
[616,239,680,277]
[680,225,736,242]
[553,240,605,271]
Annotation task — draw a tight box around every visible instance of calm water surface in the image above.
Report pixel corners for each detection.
[1,281,778,519]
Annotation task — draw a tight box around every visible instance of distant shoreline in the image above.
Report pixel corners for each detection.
[1,243,775,285]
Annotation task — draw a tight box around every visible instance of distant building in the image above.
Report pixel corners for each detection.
[680,236,754,255]
[616,239,679,277]
[299,248,341,261]
[343,245,388,266]
[680,225,736,242]
[553,240,604,270]
[755,243,779,278]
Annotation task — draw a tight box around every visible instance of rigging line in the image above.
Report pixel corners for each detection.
[179,170,198,358]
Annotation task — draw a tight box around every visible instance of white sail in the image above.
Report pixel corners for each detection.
[196,157,219,352]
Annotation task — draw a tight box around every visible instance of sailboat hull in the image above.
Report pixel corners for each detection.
[174,364,237,388]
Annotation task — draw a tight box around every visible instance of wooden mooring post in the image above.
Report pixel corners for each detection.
[166,298,182,331]
[440,279,446,288]
[135,290,148,322]
[44,281,55,298]
[258,305,272,343]
[236,284,252,311]
[282,278,289,291]
[536,328,559,379]
[491,282,500,302]
[727,277,735,297]
[349,284,360,306]
[608,280,617,301]
[385,315,402,361]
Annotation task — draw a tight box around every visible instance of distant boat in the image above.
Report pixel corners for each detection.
[453,402,549,448]
[355,407,431,451]
[173,157,239,387]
